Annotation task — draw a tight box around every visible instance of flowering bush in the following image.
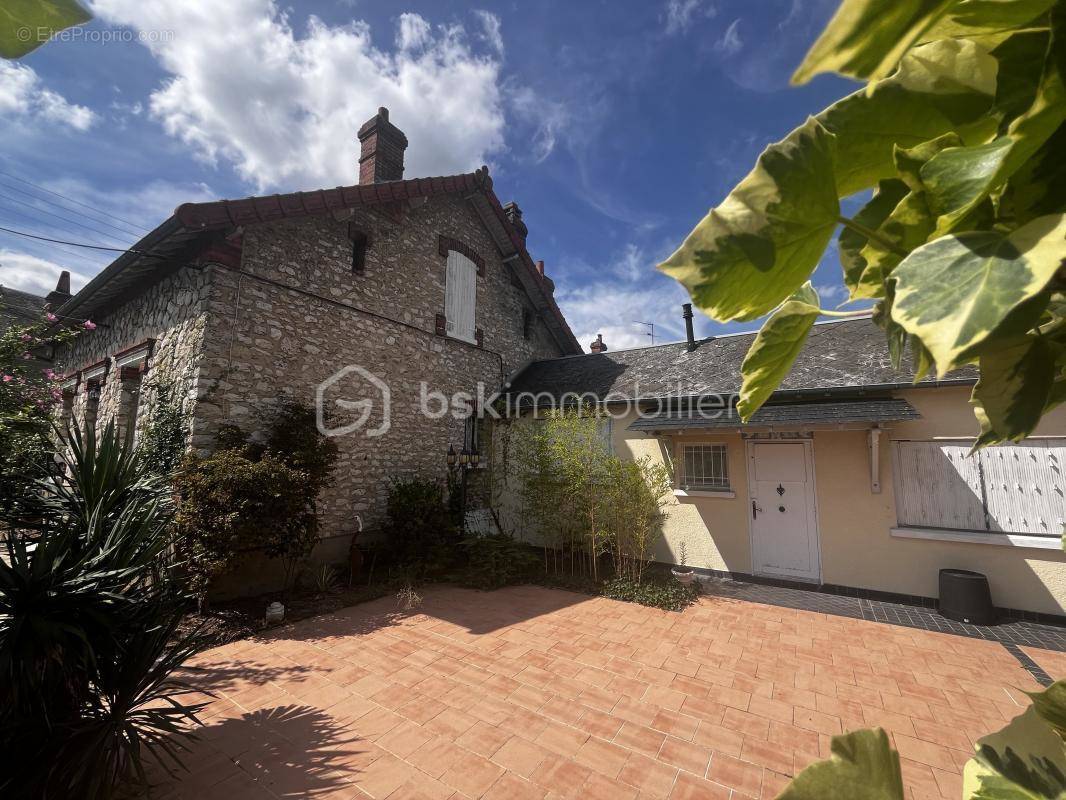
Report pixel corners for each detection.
[0,302,93,500]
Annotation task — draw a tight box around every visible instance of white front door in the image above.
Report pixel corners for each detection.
[748,440,820,581]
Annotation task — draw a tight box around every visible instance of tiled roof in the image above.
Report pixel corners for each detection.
[57,168,582,355]
[627,398,920,431]
[505,317,977,402]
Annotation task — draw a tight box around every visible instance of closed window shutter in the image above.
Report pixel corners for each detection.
[893,439,1065,534]
[445,250,477,342]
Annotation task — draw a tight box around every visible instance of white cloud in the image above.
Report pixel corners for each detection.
[554,242,703,352]
[473,10,504,55]
[396,12,431,50]
[714,18,743,56]
[90,0,507,191]
[0,62,95,131]
[509,86,569,163]
[0,250,90,296]
[664,0,716,35]
[816,282,850,306]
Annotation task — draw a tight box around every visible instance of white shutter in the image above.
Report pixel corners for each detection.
[893,441,986,530]
[444,250,476,343]
[982,441,1065,534]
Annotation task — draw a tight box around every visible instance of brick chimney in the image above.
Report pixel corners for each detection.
[503,201,527,243]
[45,270,71,308]
[590,334,607,353]
[357,107,408,184]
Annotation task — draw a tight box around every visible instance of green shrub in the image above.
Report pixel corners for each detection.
[457,534,541,590]
[383,477,457,571]
[599,576,698,612]
[173,401,338,599]
[136,380,189,477]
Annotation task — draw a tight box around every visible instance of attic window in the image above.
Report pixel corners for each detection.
[349,227,368,274]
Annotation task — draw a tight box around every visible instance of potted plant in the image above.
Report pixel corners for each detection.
[671,542,694,585]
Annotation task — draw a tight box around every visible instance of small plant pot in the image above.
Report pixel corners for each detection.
[671,568,695,586]
[265,601,285,624]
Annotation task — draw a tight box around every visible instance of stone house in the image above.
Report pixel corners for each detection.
[32,108,580,574]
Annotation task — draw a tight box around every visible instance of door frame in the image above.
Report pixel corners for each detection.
[744,437,822,583]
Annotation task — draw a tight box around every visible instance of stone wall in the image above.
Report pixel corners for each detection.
[193,193,566,560]
[57,266,213,445]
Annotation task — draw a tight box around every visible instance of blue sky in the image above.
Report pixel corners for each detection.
[0,0,863,350]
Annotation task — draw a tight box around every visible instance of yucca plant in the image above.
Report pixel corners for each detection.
[0,420,206,799]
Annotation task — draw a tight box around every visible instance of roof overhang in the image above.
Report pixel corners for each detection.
[627,398,920,434]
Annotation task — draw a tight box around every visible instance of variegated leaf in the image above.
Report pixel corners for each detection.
[889,213,1066,375]
[737,283,821,421]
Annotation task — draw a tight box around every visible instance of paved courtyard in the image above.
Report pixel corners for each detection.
[156,585,1062,800]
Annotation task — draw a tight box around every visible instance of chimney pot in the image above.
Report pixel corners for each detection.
[590,333,607,354]
[536,259,545,276]
[682,303,696,351]
[46,269,72,308]
[503,201,528,242]
[357,106,408,184]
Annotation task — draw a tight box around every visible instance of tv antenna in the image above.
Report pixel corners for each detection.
[634,321,655,345]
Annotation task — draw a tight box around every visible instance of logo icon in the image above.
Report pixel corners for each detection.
[316,365,391,438]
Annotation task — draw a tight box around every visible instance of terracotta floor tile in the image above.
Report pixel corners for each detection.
[617,752,680,796]
[440,750,506,798]
[162,586,1058,800]
[707,752,764,798]
[669,771,732,799]
[492,736,550,778]
[614,721,667,758]
[657,736,712,776]
[574,736,631,778]
[793,707,842,737]
[723,707,772,740]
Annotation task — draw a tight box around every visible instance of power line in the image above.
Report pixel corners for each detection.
[0,224,160,257]
[0,178,148,240]
[0,168,152,235]
[0,192,131,248]
[0,215,113,269]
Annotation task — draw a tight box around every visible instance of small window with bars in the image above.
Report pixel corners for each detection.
[680,443,729,491]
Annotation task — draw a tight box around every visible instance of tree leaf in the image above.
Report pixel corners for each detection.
[818,38,998,197]
[1027,680,1066,738]
[737,283,821,421]
[792,0,958,85]
[962,704,1066,799]
[889,213,1066,375]
[658,119,839,323]
[777,728,905,800]
[920,8,1066,233]
[840,180,911,297]
[970,334,1055,445]
[921,0,1056,44]
[0,0,91,59]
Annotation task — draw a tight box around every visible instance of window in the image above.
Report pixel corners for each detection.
[444,250,477,343]
[522,308,533,340]
[350,229,368,273]
[117,367,143,445]
[84,380,101,432]
[893,439,1066,535]
[680,443,729,491]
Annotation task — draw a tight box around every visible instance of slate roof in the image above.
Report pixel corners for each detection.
[505,317,977,403]
[0,286,47,330]
[627,398,920,431]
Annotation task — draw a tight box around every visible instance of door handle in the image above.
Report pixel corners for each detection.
[752,500,762,519]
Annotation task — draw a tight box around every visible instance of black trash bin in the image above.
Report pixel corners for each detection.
[938,569,996,625]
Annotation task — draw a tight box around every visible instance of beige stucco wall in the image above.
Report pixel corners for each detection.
[602,387,1066,616]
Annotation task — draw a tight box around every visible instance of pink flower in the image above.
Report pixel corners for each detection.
[82,319,97,331]
[42,368,56,379]
[20,333,32,342]
[45,312,57,322]
[21,352,31,360]
[2,375,12,383]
